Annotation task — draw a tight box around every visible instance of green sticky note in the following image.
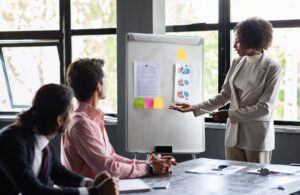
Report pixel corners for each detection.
[134,98,144,109]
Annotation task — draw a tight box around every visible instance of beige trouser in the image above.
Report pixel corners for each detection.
[225,147,272,164]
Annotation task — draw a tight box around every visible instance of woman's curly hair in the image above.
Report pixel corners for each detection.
[234,17,273,51]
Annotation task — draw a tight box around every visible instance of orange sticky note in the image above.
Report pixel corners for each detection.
[177,49,187,60]
[144,98,154,108]
[153,98,163,109]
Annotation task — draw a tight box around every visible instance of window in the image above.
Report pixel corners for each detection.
[166,0,219,108]
[0,43,60,112]
[167,31,218,100]
[71,0,117,114]
[0,0,61,114]
[165,0,218,25]
[0,0,117,115]
[231,0,300,22]
[0,0,59,31]
[167,0,300,124]
[267,28,300,121]
[72,35,117,113]
[71,0,116,29]
[229,1,300,122]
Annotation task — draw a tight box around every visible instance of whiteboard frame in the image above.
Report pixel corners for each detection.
[125,32,205,154]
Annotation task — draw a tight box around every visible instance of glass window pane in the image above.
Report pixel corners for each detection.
[230,30,239,62]
[0,46,60,112]
[72,35,117,113]
[230,28,300,121]
[166,0,218,25]
[0,0,59,31]
[167,31,218,100]
[267,28,300,121]
[71,0,116,29]
[231,0,300,22]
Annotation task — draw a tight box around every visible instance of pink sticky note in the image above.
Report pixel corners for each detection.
[144,98,154,108]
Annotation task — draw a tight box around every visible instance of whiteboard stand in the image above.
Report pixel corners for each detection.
[191,154,197,160]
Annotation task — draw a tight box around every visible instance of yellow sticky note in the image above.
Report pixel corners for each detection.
[153,98,164,109]
[177,49,187,60]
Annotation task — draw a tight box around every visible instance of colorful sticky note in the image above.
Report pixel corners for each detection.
[144,98,154,108]
[153,98,164,109]
[134,98,144,109]
[177,49,187,60]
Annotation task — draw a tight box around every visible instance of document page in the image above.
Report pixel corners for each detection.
[119,179,151,193]
[186,165,246,175]
[134,61,160,98]
[247,164,300,175]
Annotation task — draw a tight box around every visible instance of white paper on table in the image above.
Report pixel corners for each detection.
[247,164,300,175]
[186,165,246,175]
[119,179,151,193]
[134,61,160,98]
[174,64,192,104]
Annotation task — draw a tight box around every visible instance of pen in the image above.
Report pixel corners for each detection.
[212,165,229,171]
[200,108,213,115]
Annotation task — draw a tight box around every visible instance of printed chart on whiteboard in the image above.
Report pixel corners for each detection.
[174,64,192,104]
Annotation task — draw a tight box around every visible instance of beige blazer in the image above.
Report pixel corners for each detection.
[193,53,282,151]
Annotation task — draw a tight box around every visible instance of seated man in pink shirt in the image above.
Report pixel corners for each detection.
[61,58,176,179]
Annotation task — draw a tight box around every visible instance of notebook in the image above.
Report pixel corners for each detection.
[119,179,151,193]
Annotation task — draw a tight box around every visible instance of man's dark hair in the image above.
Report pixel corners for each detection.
[17,84,74,135]
[234,17,273,51]
[67,58,104,101]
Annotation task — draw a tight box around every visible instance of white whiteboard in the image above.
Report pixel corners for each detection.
[126,33,205,153]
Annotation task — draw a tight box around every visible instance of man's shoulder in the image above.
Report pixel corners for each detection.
[0,125,23,140]
[0,125,34,151]
[68,112,97,132]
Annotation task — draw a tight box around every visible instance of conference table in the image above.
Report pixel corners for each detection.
[125,158,300,195]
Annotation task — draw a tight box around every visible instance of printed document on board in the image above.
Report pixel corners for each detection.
[134,61,160,98]
[174,64,192,104]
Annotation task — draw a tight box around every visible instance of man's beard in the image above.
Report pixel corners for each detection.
[57,122,67,134]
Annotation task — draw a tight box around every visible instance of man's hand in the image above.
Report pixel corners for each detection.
[92,171,111,187]
[96,177,119,195]
[160,155,177,166]
[169,103,193,113]
[211,110,228,122]
[149,154,177,175]
[89,177,119,195]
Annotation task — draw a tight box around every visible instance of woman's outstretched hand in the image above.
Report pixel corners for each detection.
[169,103,193,113]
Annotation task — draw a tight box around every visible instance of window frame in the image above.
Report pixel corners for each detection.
[0,0,117,116]
[0,31,64,116]
[166,0,300,125]
[0,40,61,112]
[66,0,117,115]
[1,0,300,125]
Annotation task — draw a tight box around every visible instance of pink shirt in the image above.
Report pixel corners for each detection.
[61,102,148,179]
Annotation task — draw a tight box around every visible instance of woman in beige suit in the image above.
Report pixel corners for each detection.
[169,17,282,164]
